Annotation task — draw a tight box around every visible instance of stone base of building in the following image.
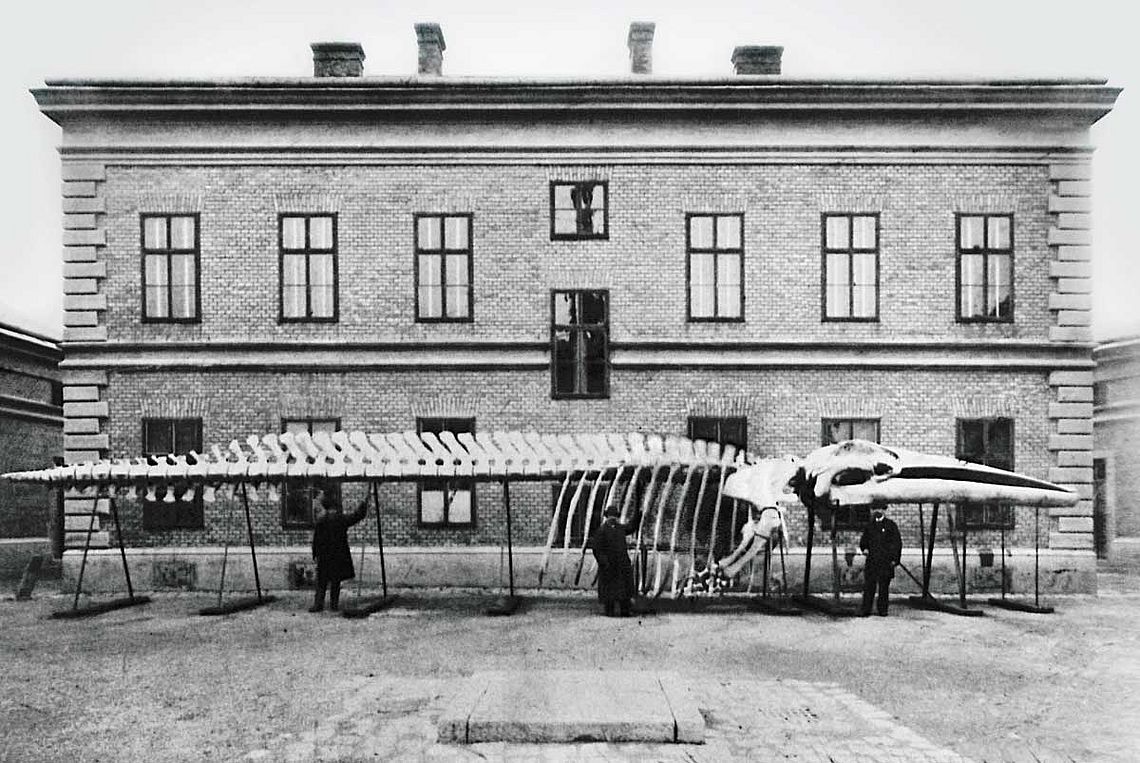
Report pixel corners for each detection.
[1108,537,1140,568]
[0,538,53,583]
[59,545,1098,596]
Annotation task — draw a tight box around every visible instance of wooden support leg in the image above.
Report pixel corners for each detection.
[486,479,520,616]
[199,484,275,616]
[342,481,399,619]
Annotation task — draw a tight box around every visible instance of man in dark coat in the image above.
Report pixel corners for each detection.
[309,487,368,612]
[859,505,903,616]
[588,505,640,617]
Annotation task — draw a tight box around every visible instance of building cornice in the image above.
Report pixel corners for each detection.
[33,78,1121,124]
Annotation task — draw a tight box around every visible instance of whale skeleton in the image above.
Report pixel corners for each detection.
[3,433,1079,603]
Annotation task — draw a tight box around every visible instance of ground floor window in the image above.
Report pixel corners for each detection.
[417,417,476,527]
[281,417,340,528]
[956,417,1015,530]
[820,418,882,530]
[141,418,203,530]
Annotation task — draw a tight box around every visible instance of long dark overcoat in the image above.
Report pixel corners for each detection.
[859,516,903,579]
[589,516,638,603]
[312,501,368,583]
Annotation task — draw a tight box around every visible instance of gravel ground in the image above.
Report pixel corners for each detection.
[1,579,1138,762]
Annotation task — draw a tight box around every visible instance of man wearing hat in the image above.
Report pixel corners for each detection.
[309,484,369,613]
[588,503,641,617]
[858,503,902,617]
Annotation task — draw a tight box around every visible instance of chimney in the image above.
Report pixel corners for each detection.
[627,22,655,75]
[415,23,446,76]
[731,45,783,75]
[310,42,366,77]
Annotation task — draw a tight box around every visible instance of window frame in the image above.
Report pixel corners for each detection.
[686,213,745,323]
[820,418,882,446]
[278,213,339,324]
[820,418,882,530]
[413,213,474,323]
[416,416,477,528]
[820,212,881,323]
[686,416,749,452]
[956,213,1015,324]
[140,213,202,324]
[550,289,610,400]
[955,417,1016,530]
[280,417,341,529]
[141,417,204,531]
[549,180,609,241]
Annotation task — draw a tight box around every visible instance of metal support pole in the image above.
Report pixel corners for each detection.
[918,503,927,586]
[372,482,388,598]
[240,484,264,603]
[503,479,515,598]
[217,494,232,608]
[762,537,771,599]
[959,511,968,608]
[108,496,135,599]
[999,519,1007,599]
[830,506,840,601]
[72,494,98,610]
[1034,506,1040,609]
[924,503,940,598]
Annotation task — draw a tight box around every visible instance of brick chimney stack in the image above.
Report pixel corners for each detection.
[731,45,783,75]
[310,42,366,77]
[627,22,655,75]
[415,23,446,76]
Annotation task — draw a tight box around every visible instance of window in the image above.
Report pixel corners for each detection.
[687,416,748,451]
[550,181,608,239]
[280,214,337,322]
[822,418,880,445]
[281,418,340,528]
[551,471,623,546]
[822,213,879,320]
[551,290,609,399]
[956,418,1015,529]
[821,419,882,529]
[958,214,1013,322]
[142,418,203,530]
[142,214,199,322]
[687,214,743,321]
[415,214,473,321]
[417,417,475,527]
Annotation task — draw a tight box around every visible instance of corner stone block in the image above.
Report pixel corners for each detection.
[1051,500,1094,517]
[64,434,110,451]
[1049,163,1093,180]
[63,401,109,418]
[61,369,109,386]
[1047,229,1091,246]
[1056,245,1092,261]
[1048,467,1092,483]
[1048,195,1091,213]
[1048,402,1093,419]
[63,418,100,434]
[1048,370,1094,386]
[1057,213,1092,230]
[1059,483,1094,500]
[1047,294,1092,311]
[62,326,109,342]
[64,496,110,514]
[1056,310,1092,327]
[63,262,107,279]
[64,450,103,465]
[1059,517,1094,533]
[1055,450,1093,467]
[1048,326,1094,343]
[62,214,97,230]
[62,385,100,402]
[1049,261,1091,279]
[65,531,110,549]
[1049,532,1094,550]
[61,181,97,198]
[1056,278,1092,294]
[1057,418,1093,434]
[63,311,99,327]
[63,294,107,311]
[60,163,106,181]
[1056,180,1092,196]
[1056,386,1093,402]
[64,515,101,532]
[63,278,98,294]
[62,197,106,214]
[62,229,106,247]
[1047,434,1093,451]
[62,245,98,263]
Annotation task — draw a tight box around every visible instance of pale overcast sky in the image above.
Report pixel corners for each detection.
[0,0,1135,340]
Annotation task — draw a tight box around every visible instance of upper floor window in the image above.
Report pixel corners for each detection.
[417,417,476,528]
[822,213,879,321]
[956,417,1015,529]
[822,418,880,445]
[142,418,203,530]
[958,214,1013,322]
[142,214,199,322]
[415,214,473,322]
[281,417,340,528]
[551,290,609,399]
[687,416,748,452]
[550,181,608,240]
[280,214,337,322]
[687,214,743,321]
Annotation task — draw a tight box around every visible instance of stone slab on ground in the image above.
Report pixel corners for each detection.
[438,670,704,744]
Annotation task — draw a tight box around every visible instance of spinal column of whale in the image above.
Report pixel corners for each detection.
[2,430,786,597]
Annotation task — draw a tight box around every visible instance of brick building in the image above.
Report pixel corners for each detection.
[31,24,1120,593]
[1093,336,1140,565]
[0,320,62,577]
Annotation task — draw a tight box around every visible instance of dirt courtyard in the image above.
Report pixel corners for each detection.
[1,579,1138,762]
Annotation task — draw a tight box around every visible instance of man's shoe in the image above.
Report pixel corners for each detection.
[857,611,872,618]
[308,605,324,613]
[874,611,888,617]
